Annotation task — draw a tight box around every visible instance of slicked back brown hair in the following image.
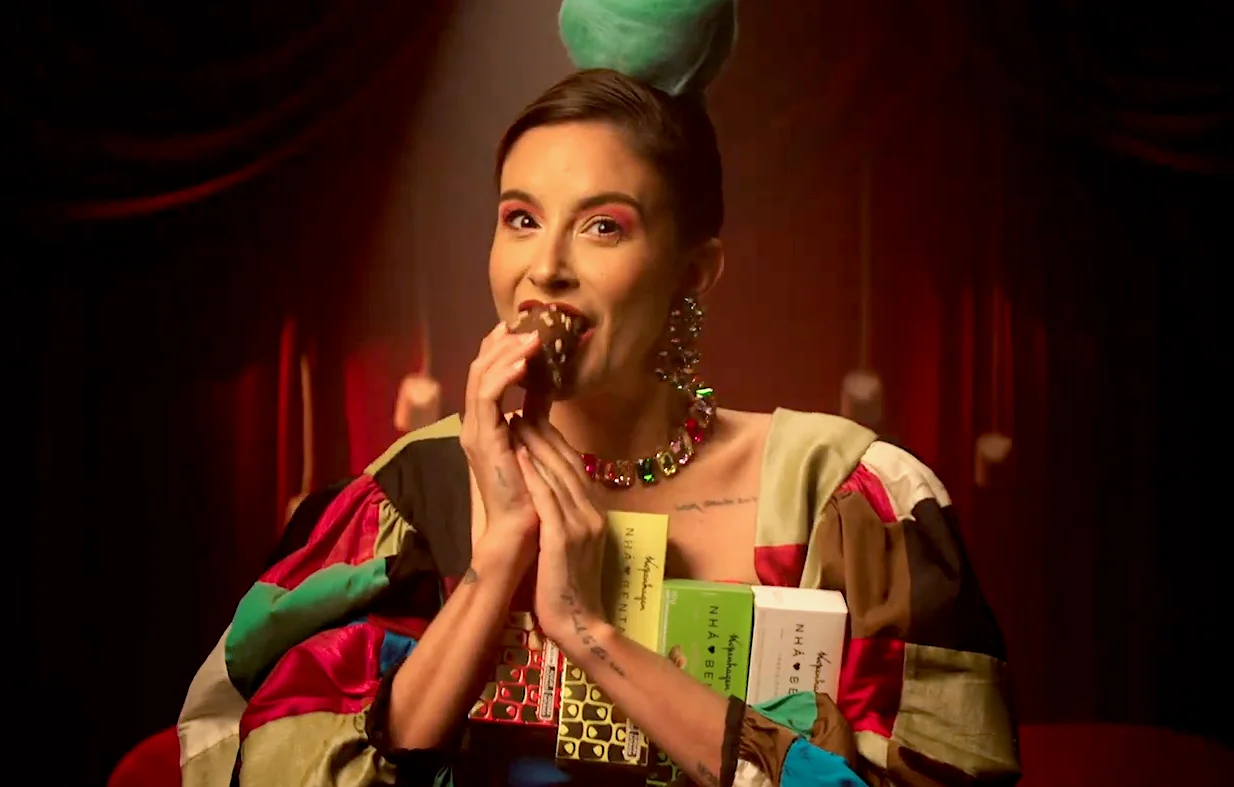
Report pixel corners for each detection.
[496,69,724,246]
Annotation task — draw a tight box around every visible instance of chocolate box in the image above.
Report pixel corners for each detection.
[555,511,669,769]
[646,579,754,786]
[469,610,564,727]
[746,586,848,705]
[658,579,754,699]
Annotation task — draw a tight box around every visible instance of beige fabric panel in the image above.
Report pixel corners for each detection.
[180,734,241,787]
[374,497,414,560]
[755,408,875,548]
[178,627,246,766]
[239,710,399,787]
[892,643,1019,779]
[365,413,463,475]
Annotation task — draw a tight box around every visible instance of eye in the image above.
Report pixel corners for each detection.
[502,209,540,231]
[583,217,624,240]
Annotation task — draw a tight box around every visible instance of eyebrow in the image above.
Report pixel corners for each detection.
[497,189,645,220]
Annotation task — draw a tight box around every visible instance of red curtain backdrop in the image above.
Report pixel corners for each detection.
[3,1,1225,783]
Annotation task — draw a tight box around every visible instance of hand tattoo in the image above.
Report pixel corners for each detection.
[696,762,721,786]
[676,496,758,513]
[461,567,479,585]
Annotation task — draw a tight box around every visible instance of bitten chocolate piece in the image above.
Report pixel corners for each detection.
[509,305,586,396]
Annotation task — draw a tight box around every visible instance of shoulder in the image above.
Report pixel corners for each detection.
[839,439,952,523]
[271,415,472,580]
[363,413,472,573]
[747,408,951,518]
[365,413,464,477]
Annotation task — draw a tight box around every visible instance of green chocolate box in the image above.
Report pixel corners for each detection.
[657,579,753,700]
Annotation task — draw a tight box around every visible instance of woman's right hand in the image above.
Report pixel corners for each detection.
[460,321,544,578]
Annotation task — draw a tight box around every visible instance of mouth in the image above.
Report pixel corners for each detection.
[517,299,593,339]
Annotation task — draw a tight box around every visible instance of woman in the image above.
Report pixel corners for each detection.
[178,6,1019,787]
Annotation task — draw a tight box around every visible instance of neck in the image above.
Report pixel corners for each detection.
[550,377,684,460]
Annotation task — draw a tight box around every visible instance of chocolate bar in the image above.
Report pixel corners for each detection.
[509,304,587,397]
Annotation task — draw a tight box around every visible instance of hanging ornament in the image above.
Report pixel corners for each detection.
[974,122,1013,489]
[394,271,442,433]
[840,153,884,428]
[285,350,316,523]
[974,287,1014,488]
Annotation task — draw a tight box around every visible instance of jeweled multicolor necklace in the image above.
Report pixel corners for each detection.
[580,380,716,490]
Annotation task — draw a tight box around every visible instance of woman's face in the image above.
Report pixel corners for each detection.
[489,121,687,397]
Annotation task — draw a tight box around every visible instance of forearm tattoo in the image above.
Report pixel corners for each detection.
[561,590,625,677]
[696,762,721,786]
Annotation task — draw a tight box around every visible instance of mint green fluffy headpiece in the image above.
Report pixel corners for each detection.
[558,0,738,96]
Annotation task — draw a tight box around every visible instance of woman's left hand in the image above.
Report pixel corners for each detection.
[510,416,610,647]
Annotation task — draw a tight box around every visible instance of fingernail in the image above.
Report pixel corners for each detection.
[521,333,538,345]
[512,358,526,370]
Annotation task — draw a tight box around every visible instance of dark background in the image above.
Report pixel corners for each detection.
[2,1,1228,783]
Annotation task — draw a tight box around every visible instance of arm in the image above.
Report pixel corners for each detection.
[560,624,867,787]
[386,542,525,749]
[560,618,732,786]
[511,420,871,787]
[518,420,1017,787]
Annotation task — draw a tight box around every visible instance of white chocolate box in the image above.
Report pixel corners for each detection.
[746,586,848,705]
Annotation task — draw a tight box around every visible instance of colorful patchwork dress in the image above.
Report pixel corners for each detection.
[178,410,1019,786]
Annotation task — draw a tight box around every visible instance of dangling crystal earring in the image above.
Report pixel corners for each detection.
[582,295,715,489]
[655,295,705,391]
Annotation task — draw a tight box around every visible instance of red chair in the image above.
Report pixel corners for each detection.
[107,727,180,787]
[111,722,1232,786]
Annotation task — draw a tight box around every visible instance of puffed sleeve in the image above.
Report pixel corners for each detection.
[179,423,473,787]
[729,440,1020,787]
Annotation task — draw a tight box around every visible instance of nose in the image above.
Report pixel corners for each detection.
[527,245,578,294]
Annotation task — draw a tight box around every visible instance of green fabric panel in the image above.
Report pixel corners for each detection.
[226,558,391,696]
[753,692,820,738]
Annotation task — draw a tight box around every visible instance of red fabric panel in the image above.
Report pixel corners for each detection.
[240,622,385,741]
[753,544,807,587]
[836,636,904,738]
[836,463,897,524]
[261,475,385,589]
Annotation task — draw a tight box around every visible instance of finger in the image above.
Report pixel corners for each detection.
[482,320,509,347]
[516,445,563,533]
[515,420,589,489]
[462,324,511,428]
[513,421,595,531]
[466,327,519,404]
[529,420,589,479]
[465,332,539,432]
[477,336,540,405]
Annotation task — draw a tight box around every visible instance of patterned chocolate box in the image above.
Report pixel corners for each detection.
[468,610,563,727]
[555,511,669,769]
